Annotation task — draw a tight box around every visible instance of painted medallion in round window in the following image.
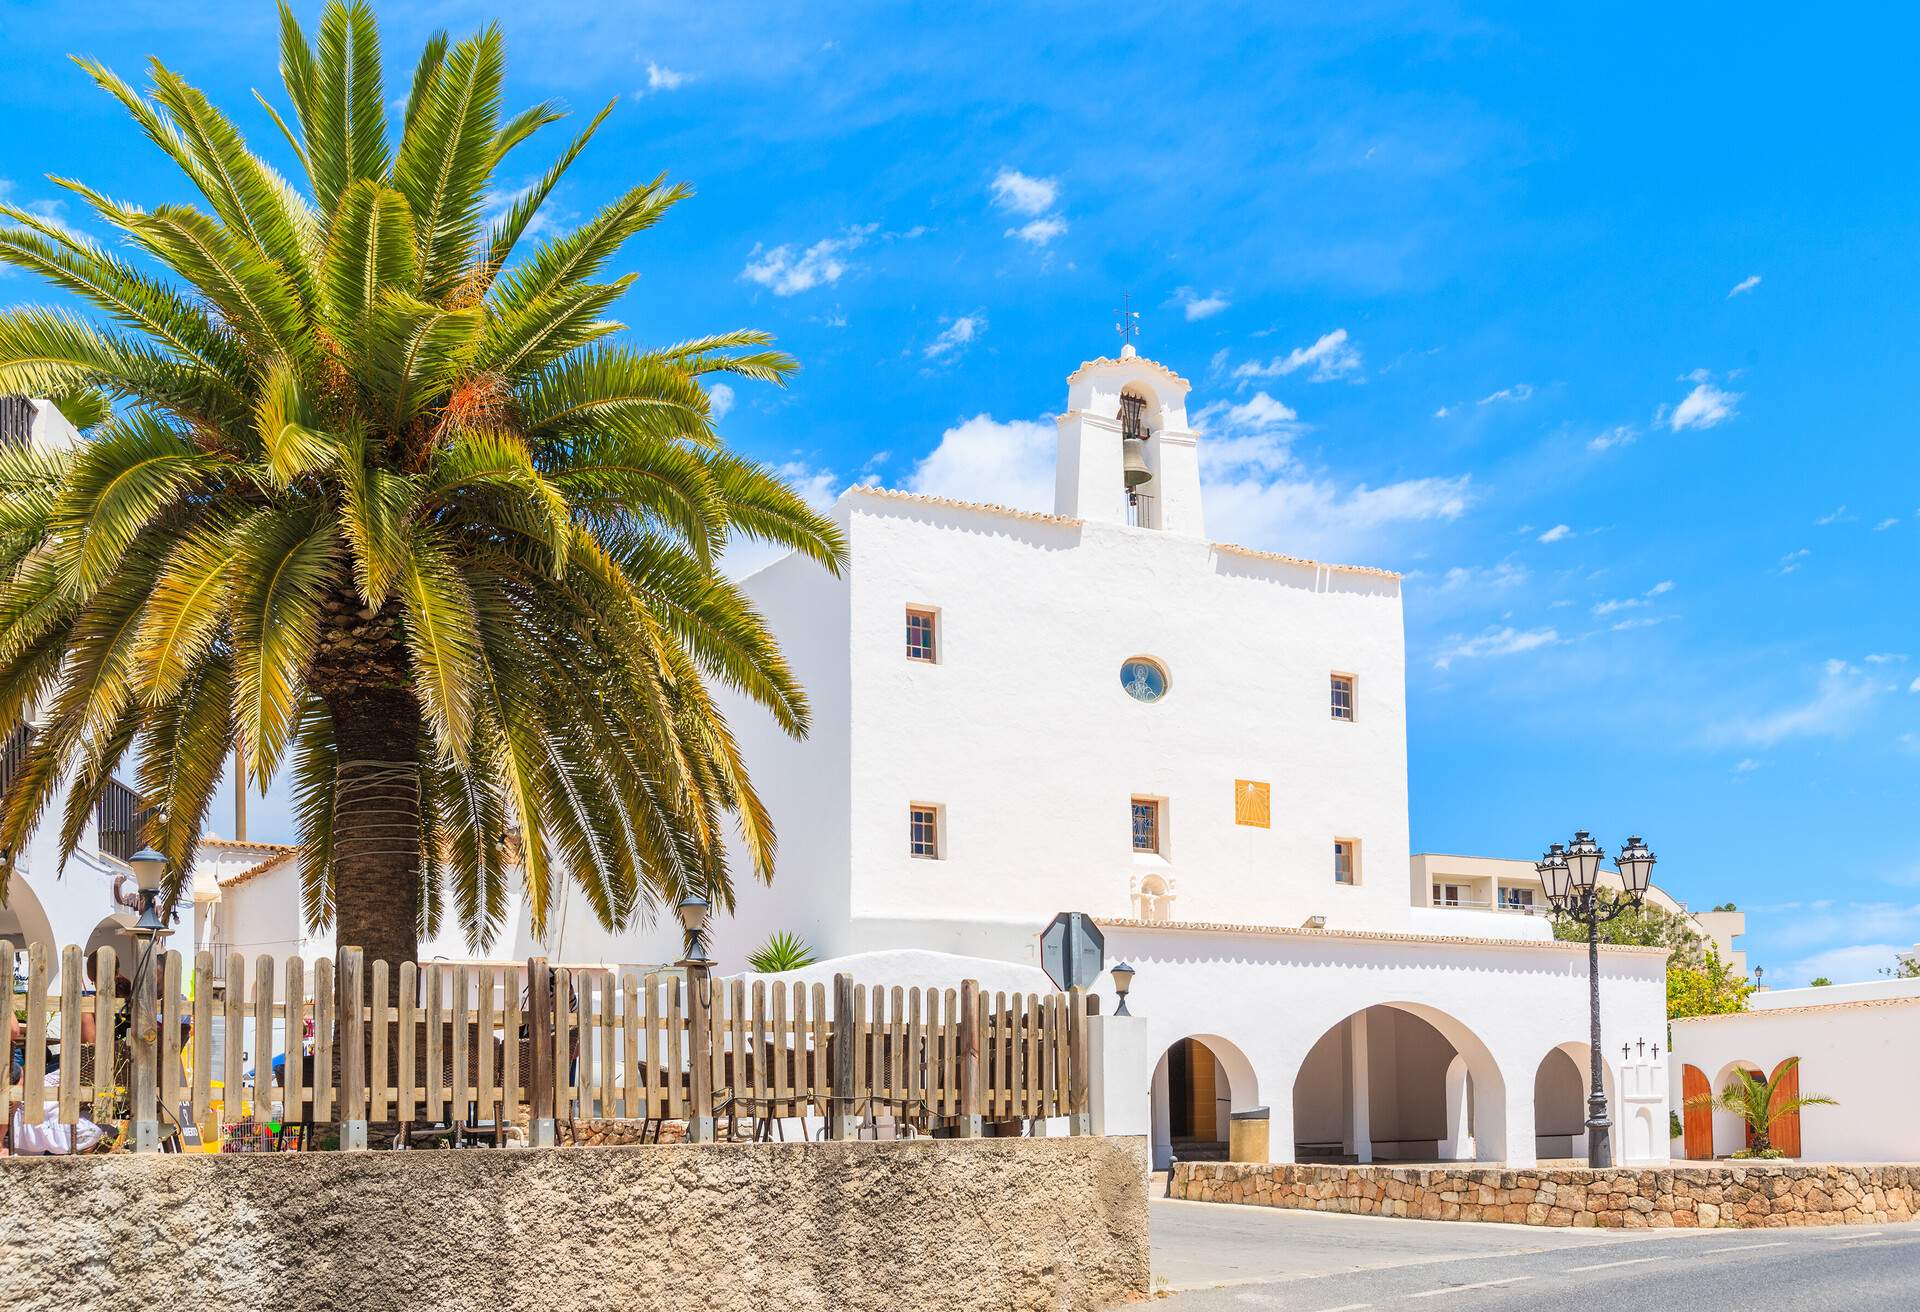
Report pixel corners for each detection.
[1120,658,1168,703]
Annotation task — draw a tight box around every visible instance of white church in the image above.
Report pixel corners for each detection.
[3,349,1678,1169]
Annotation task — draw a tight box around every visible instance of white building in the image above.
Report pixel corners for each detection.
[1671,974,1920,1163]
[605,344,1675,1170]
[55,347,1680,1171]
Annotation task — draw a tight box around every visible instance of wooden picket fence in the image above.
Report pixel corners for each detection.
[3,943,1094,1150]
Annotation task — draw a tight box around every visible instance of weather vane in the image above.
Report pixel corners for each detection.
[1114,293,1141,348]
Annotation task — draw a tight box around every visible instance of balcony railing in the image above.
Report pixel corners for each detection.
[95,777,146,862]
[1429,895,1545,916]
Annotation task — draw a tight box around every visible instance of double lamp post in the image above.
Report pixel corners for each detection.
[1536,831,1655,1169]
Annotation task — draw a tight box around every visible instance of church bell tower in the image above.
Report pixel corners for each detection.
[1052,343,1204,536]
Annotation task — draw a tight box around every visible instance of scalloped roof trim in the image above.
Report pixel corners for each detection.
[845,486,1396,577]
[1093,916,1670,956]
[1066,354,1192,388]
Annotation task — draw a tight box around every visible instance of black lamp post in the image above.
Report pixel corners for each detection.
[1110,962,1135,1015]
[1538,831,1654,1169]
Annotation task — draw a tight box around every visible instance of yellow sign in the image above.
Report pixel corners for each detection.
[1234,780,1270,828]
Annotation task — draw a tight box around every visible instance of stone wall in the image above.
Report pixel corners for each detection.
[1173,1161,1918,1229]
[1,1137,1148,1312]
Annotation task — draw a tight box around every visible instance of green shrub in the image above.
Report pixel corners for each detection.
[747,931,817,974]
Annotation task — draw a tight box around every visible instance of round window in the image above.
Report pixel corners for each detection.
[1120,658,1168,703]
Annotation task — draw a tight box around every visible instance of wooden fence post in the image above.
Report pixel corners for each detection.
[338,948,367,1149]
[130,942,160,1151]
[829,972,855,1140]
[527,957,555,1147]
[1067,987,1091,1136]
[957,978,982,1138]
[686,967,714,1143]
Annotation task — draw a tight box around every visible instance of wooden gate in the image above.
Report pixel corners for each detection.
[1768,1057,1802,1157]
[1681,1063,1714,1159]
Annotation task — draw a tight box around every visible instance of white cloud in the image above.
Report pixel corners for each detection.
[988,169,1058,217]
[1004,215,1067,246]
[1173,287,1231,321]
[1433,406,1451,419]
[1715,659,1888,747]
[1863,653,1906,665]
[905,414,1056,512]
[1592,597,1643,616]
[1778,548,1810,574]
[1437,562,1529,591]
[1537,524,1571,543]
[1609,615,1668,631]
[1911,676,1920,694]
[1478,383,1533,406]
[708,383,734,422]
[1733,758,1760,773]
[643,62,689,93]
[906,390,1471,565]
[990,170,1067,246]
[739,225,874,296]
[1587,424,1637,453]
[1646,579,1675,597]
[1433,626,1561,670]
[1779,943,1914,987]
[1814,505,1854,526]
[1727,274,1762,298]
[1877,517,1901,531]
[1233,329,1362,383]
[923,314,985,363]
[1667,377,1741,431]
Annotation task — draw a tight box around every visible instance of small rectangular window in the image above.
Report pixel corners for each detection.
[1131,797,1161,853]
[909,804,941,858]
[906,608,938,662]
[1334,838,1359,885]
[1331,673,1355,721]
[1502,887,1535,911]
[1434,883,1461,906]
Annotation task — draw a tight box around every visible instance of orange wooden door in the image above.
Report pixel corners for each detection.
[1681,1064,1714,1159]
[1768,1058,1802,1157]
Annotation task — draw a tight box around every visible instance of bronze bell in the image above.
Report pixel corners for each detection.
[1121,435,1151,488]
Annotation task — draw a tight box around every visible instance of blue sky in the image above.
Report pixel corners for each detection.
[2,3,1915,983]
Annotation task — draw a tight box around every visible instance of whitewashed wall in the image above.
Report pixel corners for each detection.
[837,495,1412,940]
[1084,922,1671,1170]
[1671,993,1920,1162]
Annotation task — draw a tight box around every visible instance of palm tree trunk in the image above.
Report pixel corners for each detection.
[328,683,423,978]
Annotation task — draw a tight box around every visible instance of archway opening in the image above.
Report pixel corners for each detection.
[0,872,56,977]
[1149,1034,1256,1170]
[1534,1046,1587,1161]
[1291,1003,1507,1164]
[1709,1059,1764,1158]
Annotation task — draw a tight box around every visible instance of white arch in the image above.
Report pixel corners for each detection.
[1291,1001,1512,1166]
[0,873,57,968]
[1148,1031,1261,1171]
[1709,1058,1764,1158]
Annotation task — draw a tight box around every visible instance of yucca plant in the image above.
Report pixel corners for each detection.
[745,930,816,974]
[1684,1057,1836,1157]
[0,1,844,972]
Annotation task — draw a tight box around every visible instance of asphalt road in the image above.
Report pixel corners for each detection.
[1145,1195,1920,1309]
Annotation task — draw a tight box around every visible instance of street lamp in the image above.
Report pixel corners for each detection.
[125,847,170,1153]
[1539,830,1654,1169]
[127,848,170,940]
[1110,962,1135,1016]
[675,891,712,969]
[674,890,715,1144]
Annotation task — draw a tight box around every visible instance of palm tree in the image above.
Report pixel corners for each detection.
[0,1,843,973]
[1685,1057,1837,1156]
